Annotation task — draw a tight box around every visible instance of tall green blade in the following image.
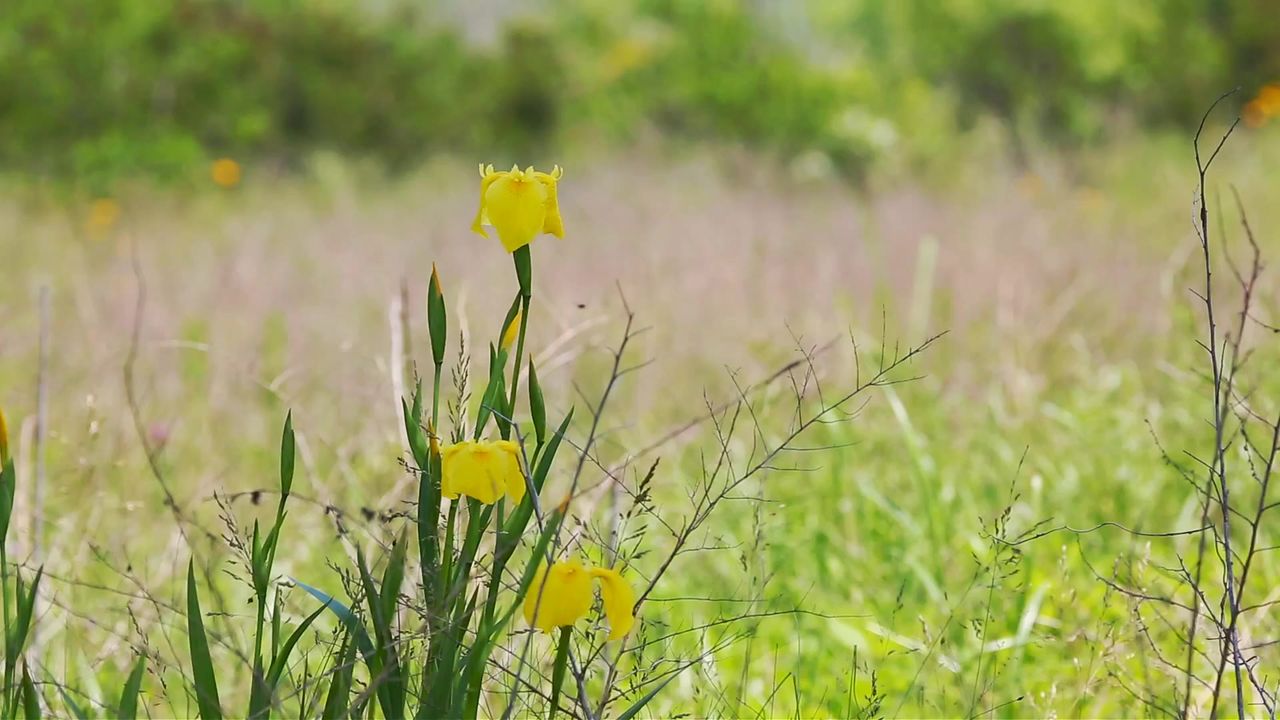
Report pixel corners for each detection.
[19,664,40,719]
[186,561,223,720]
[118,655,147,720]
[320,631,357,720]
[279,411,295,501]
[266,602,329,687]
[54,683,87,720]
[291,578,374,660]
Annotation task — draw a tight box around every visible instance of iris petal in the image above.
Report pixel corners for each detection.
[590,567,636,640]
[473,164,564,252]
[524,560,593,632]
[471,169,506,238]
[441,440,524,505]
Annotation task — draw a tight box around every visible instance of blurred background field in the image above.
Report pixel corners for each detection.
[2,1,1280,717]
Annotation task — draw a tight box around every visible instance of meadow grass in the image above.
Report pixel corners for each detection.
[0,128,1278,717]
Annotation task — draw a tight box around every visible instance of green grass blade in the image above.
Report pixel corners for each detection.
[19,663,40,719]
[7,567,44,673]
[403,397,429,469]
[53,682,87,720]
[266,601,329,687]
[186,561,223,720]
[616,673,680,720]
[527,360,546,446]
[118,655,147,720]
[379,536,407,638]
[291,578,375,660]
[320,631,357,720]
[248,659,270,720]
[356,549,404,720]
[547,627,571,720]
[0,459,14,546]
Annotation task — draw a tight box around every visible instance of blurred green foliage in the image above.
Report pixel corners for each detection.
[2,0,1278,188]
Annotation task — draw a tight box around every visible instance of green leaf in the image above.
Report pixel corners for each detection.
[118,655,147,720]
[458,509,564,717]
[547,627,572,720]
[0,459,15,545]
[379,537,407,637]
[528,360,547,446]
[291,578,375,661]
[616,673,681,720]
[403,398,429,469]
[532,410,574,494]
[54,682,87,720]
[428,264,448,367]
[356,550,404,720]
[266,602,329,687]
[320,631,357,720]
[279,411,295,501]
[474,344,509,440]
[19,663,40,720]
[271,588,283,660]
[186,561,223,720]
[8,567,45,672]
[513,245,532,298]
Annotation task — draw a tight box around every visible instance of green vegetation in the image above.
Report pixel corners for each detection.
[2,1,1280,718]
[3,0,1279,188]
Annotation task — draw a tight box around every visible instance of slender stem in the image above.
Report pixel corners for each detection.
[548,627,572,720]
[506,295,531,428]
[507,246,533,426]
[1,543,10,718]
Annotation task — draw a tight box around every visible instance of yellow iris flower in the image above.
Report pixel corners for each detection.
[441,440,526,505]
[472,164,564,253]
[523,559,636,640]
[0,407,8,465]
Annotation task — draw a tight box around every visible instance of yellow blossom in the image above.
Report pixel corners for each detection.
[523,559,636,640]
[427,419,440,458]
[0,407,8,465]
[501,307,522,351]
[472,164,564,253]
[211,157,242,188]
[441,439,525,505]
[1244,83,1280,128]
[85,198,120,237]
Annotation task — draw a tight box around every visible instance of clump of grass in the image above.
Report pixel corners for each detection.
[0,161,938,718]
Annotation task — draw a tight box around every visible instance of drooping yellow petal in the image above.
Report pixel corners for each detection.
[483,172,549,253]
[524,560,593,633]
[493,439,526,504]
[471,166,506,239]
[589,567,636,640]
[0,407,9,465]
[535,167,564,239]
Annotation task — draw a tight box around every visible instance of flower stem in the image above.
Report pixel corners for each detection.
[506,247,532,430]
[548,626,572,720]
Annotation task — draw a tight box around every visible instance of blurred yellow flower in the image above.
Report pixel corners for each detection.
[441,439,525,505]
[523,559,635,640]
[0,407,9,465]
[211,157,242,188]
[501,307,522,351]
[85,198,120,236]
[1244,83,1280,128]
[472,164,564,253]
